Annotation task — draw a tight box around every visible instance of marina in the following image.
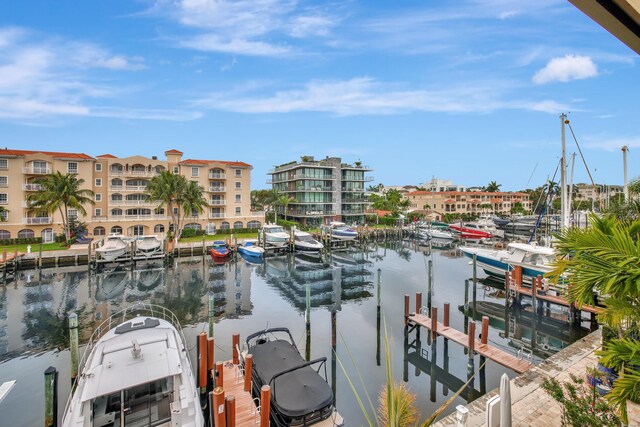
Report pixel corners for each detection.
[0,238,597,426]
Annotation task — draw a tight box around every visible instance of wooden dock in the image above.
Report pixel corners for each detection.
[508,282,603,315]
[219,361,259,426]
[408,312,532,374]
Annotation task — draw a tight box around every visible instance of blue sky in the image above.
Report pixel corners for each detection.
[0,0,638,190]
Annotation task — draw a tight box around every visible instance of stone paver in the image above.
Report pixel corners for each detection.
[433,329,602,427]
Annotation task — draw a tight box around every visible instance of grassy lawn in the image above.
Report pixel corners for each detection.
[0,242,69,253]
[179,232,259,243]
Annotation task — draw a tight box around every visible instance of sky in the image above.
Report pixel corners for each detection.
[0,0,638,191]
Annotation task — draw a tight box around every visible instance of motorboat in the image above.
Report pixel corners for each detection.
[261,224,291,248]
[210,240,230,260]
[293,229,324,253]
[460,242,557,284]
[238,239,265,258]
[62,303,205,427]
[245,327,344,427]
[448,223,493,239]
[134,235,163,257]
[95,234,130,261]
[322,221,357,240]
[425,228,457,241]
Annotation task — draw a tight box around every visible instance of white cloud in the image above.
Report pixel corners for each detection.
[532,55,598,84]
[0,26,198,123]
[179,35,290,56]
[193,77,572,116]
[498,11,518,20]
[289,14,335,38]
[584,137,640,151]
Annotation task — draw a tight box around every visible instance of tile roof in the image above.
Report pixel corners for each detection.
[0,148,93,160]
[96,154,117,159]
[180,159,252,167]
[406,190,529,196]
[164,149,183,155]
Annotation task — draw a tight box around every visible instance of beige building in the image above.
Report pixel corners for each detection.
[0,148,263,241]
[405,190,532,216]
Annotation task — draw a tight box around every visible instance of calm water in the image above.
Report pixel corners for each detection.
[0,240,595,426]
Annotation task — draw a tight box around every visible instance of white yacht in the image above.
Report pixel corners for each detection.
[322,221,358,240]
[261,224,291,247]
[62,304,204,427]
[95,235,130,261]
[293,229,324,253]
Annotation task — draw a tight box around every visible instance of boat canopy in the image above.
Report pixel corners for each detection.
[508,242,555,256]
[80,328,181,402]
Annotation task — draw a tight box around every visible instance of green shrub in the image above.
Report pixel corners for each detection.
[180,228,197,238]
[276,219,300,230]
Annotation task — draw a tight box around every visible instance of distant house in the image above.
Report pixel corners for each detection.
[404,190,531,215]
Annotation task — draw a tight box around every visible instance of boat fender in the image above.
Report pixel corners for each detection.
[541,343,549,351]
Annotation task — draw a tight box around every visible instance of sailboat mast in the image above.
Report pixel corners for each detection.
[560,114,569,229]
[622,145,629,202]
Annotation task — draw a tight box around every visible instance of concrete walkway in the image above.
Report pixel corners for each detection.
[433,329,602,427]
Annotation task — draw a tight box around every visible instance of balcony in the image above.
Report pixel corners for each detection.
[250,211,265,217]
[24,217,52,224]
[209,173,227,179]
[23,183,43,191]
[122,200,154,206]
[209,213,226,219]
[109,170,158,178]
[92,216,108,221]
[208,186,226,192]
[109,185,149,192]
[22,167,51,175]
[209,200,226,206]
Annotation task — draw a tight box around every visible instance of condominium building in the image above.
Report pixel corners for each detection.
[268,156,373,226]
[0,148,263,240]
[405,190,532,216]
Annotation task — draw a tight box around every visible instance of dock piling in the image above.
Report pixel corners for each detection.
[431,307,438,340]
[443,303,450,328]
[68,313,79,385]
[244,354,253,392]
[481,316,489,345]
[404,294,410,326]
[198,332,208,394]
[260,385,271,427]
[468,321,476,355]
[212,387,226,427]
[416,292,422,314]
[225,396,236,427]
[232,333,240,365]
[215,361,224,389]
[207,338,215,392]
[44,366,58,427]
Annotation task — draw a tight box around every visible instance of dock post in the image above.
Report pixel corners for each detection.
[198,332,208,395]
[244,354,253,392]
[429,336,437,403]
[472,253,477,286]
[404,294,410,327]
[44,366,58,427]
[212,387,226,427]
[427,259,433,311]
[232,333,240,365]
[215,361,224,389]
[225,396,236,427]
[68,313,79,386]
[431,307,438,340]
[416,292,422,315]
[208,293,215,337]
[443,303,450,328]
[464,279,469,307]
[260,385,271,427]
[207,338,215,392]
[39,241,44,270]
[468,321,476,356]
[376,269,382,367]
[305,283,311,361]
[481,316,489,345]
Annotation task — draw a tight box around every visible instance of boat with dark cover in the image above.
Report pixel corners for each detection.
[245,328,343,426]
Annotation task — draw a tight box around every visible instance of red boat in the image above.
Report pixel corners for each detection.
[210,240,230,260]
[448,224,493,239]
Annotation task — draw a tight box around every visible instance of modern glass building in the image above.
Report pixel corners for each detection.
[268,156,373,226]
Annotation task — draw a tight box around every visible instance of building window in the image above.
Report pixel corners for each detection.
[68,209,78,221]
[173,207,178,215]
[191,167,199,177]
[0,210,6,221]
[0,230,10,239]
[0,159,7,170]
[95,163,102,172]
[235,194,241,203]
[95,178,102,187]
[235,181,241,190]
[68,162,78,174]
[233,221,243,229]
[0,193,7,204]
[235,169,242,177]
[235,207,241,215]
[154,224,165,233]
[247,220,261,229]
[220,221,230,230]
[111,226,123,235]
[95,194,102,202]
[173,166,179,174]
[18,229,35,239]
[33,161,48,174]
[95,208,102,216]
[132,225,144,236]
[0,177,6,187]
[93,226,105,236]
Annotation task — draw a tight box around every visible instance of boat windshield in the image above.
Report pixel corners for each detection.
[297,235,316,242]
[92,377,173,427]
[267,227,285,233]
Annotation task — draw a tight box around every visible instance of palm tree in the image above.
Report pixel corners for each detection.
[485,181,501,192]
[275,194,296,223]
[0,206,8,222]
[145,171,188,240]
[27,172,95,242]
[180,181,207,223]
[548,214,640,422]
